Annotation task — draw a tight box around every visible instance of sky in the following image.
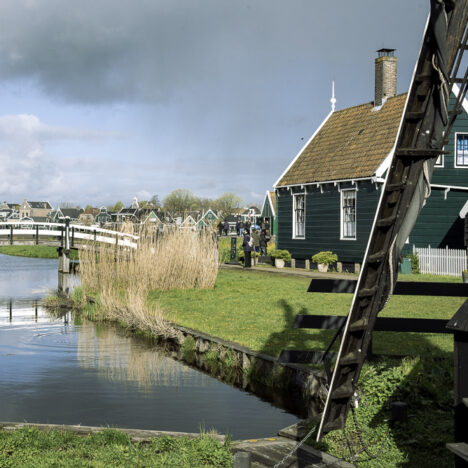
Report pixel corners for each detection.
[0,0,430,208]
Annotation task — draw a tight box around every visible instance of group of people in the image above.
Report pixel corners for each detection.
[242,228,270,268]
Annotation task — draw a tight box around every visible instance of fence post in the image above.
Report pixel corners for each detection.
[35,225,39,245]
[9,225,13,245]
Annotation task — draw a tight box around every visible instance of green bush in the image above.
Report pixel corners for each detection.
[407,253,420,274]
[270,249,292,262]
[237,250,261,259]
[311,251,338,265]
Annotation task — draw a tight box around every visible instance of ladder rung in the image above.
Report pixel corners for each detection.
[405,111,425,121]
[395,148,449,157]
[367,251,386,263]
[414,73,433,83]
[452,77,466,84]
[386,182,405,192]
[331,382,354,399]
[340,351,362,366]
[358,286,378,297]
[376,215,397,227]
[349,318,368,332]
[446,442,468,461]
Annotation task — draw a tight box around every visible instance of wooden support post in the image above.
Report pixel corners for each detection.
[35,225,39,245]
[291,258,296,269]
[71,227,75,247]
[446,300,468,467]
[305,259,310,270]
[9,225,13,245]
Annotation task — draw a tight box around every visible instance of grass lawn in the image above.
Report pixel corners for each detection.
[149,269,464,357]
[0,427,232,468]
[0,245,79,260]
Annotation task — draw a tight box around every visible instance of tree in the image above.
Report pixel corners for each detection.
[214,192,244,217]
[195,197,215,212]
[149,194,161,208]
[109,201,124,212]
[163,189,198,213]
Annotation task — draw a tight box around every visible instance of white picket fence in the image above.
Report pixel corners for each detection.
[413,245,467,276]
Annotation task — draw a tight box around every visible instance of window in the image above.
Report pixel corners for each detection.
[341,190,356,239]
[293,193,305,238]
[456,133,468,167]
[435,154,443,167]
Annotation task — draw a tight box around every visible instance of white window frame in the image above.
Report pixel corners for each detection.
[341,189,357,240]
[292,192,306,239]
[454,132,468,168]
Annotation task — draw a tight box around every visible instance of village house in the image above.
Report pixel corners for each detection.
[261,191,277,237]
[274,49,468,270]
[19,199,53,221]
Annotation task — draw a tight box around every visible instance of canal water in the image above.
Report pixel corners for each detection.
[0,253,298,439]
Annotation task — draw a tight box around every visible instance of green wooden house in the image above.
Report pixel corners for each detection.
[274,50,468,268]
[261,191,277,237]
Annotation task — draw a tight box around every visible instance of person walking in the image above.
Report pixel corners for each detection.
[242,229,253,268]
[235,220,241,236]
[223,220,229,236]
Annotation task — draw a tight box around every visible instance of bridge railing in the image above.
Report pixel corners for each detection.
[0,222,138,248]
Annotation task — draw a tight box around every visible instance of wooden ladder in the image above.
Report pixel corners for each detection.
[317,0,468,441]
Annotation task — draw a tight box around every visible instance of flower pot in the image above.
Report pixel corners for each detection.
[275,258,285,268]
[317,263,329,273]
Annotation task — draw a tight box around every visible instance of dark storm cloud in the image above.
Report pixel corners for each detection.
[0,0,428,105]
[0,0,430,204]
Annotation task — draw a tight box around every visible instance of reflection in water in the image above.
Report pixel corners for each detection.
[0,254,58,300]
[77,324,210,391]
[0,260,298,439]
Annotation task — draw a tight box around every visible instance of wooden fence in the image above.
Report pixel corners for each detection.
[413,245,467,276]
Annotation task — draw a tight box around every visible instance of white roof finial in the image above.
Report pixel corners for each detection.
[330,81,336,112]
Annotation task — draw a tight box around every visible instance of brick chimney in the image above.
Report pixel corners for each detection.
[374,48,397,107]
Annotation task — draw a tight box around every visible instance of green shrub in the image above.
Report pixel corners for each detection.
[407,253,420,274]
[311,251,338,265]
[237,250,261,259]
[270,249,292,262]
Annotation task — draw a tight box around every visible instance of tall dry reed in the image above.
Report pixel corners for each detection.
[78,227,218,337]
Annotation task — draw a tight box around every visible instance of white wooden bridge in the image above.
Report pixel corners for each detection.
[0,221,138,249]
[0,220,139,275]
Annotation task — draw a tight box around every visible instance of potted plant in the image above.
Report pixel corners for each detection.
[270,249,292,268]
[312,251,338,272]
[463,269,468,283]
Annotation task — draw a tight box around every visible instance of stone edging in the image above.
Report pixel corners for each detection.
[166,321,326,415]
[0,422,225,443]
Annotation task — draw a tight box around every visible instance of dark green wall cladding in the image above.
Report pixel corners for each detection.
[275,94,468,262]
[432,94,468,187]
[408,187,467,249]
[277,181,380,263]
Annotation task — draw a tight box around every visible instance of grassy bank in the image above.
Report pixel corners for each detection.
[0,427,232,468]
[150,269,462,357]
[0,245,78,260]
[311,355,453,468]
